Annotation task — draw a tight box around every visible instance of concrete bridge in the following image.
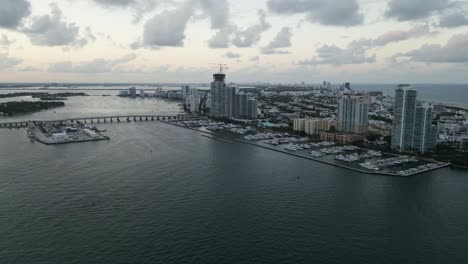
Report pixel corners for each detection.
[0,114,196,129]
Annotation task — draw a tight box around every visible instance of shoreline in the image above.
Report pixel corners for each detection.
[162,120,450,177]
[235,140,450,177]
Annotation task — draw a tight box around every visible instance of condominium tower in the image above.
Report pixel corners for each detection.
[336,94,369,134]
[392,85,437,153]
[210,71,258,120]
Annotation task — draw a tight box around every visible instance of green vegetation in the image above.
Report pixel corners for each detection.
[0,101,65,115]
[0,92,87,99]
[425,145,468,167]
[369,115,393,124]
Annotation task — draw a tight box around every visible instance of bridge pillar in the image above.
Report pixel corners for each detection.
[133,116,136,121]
[145,117,148,121]
[97,118,100,123]
[139,116,142,121]
[151,117,154,121]
[104,118,107,123]
[127,117,130,122]
[117,118,120,123]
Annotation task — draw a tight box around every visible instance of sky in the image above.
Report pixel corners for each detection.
[1,0,468,84]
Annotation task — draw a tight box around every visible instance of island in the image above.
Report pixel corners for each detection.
[0,101,65,116]
[0,92,88,100]
[28,121,110,145]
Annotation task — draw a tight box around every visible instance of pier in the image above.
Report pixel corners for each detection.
[0,114,194,129]
[235,139,450,177]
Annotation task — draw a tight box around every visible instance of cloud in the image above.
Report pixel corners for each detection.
[48,53,138,73]
[0,53,23,69]
[208,26,234,48]
[92,0,137,6]
[261,27,292,54]
[401,33,468,63]
[19,66,42,72]
[224,52,241,59]
[385,0,451,21]
[232,10,271,48]
[249,56,260,62]
[21,3,88,47]
[299,44,376,65]
[198,0,230,29]
[201,0,232,48]
[351,25,436,48]
[267,0,363,26]
[439,13,468,28]
[91,0,158,22]
[0,0,31,29]
[0,34,15,46]
[142,4,193,47]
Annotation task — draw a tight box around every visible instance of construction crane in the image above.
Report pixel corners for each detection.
[198,91,209,115]
[212,63,228,74]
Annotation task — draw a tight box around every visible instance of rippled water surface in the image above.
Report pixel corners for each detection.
[1,91,468,264]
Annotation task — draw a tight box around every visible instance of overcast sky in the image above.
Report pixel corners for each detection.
[1,0,468,84]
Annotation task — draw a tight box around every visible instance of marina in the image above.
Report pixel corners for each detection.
[168,119,451,177]
[28,121,110,145]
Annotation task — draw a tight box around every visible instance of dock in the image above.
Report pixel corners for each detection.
[202,135,233,144]
[235,140,450,177]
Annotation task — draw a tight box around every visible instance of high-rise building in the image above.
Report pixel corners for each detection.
[181,85,191,100]
[293,119,306,132]
[392,85,417,151]
[294,118,333,135]
[392,85,437,153]
[336,94,369,134]
[129,87,137,98]
[235,93,249,118]
[210,70,257,120]
[210,72,226,117]
[247,99,258,119]
[224,86,238,119]
[413,104,435,153]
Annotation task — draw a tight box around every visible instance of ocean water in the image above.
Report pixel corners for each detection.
[1,121,468,263]
[2,83,468,107]
[353,84,468,107]
[1,95,468,263]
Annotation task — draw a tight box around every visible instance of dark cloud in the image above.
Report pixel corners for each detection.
[402,33,468,63]
[267,0,363,26]
[299,44,376,65]
[224,52,241,59]
[351,25,436,48]
[92,0,137,6]
[208,26,234,48]
[261,27,292,54]
[232,10,271,47]
[142,4,193,47]
[386,0,450,21]
[0,52,23,69]
[439,13,468,28]
[21,3,88,47]
[199,0,229,29]
[0,0,31,29]
[48,53,138,73]
[92,0,159,23]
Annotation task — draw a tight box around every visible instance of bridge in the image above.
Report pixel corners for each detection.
[0,114,197,129]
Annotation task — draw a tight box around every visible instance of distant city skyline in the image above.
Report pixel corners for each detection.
[1,0,468,83]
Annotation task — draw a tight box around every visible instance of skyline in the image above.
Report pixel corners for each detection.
[1,0,468,83]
